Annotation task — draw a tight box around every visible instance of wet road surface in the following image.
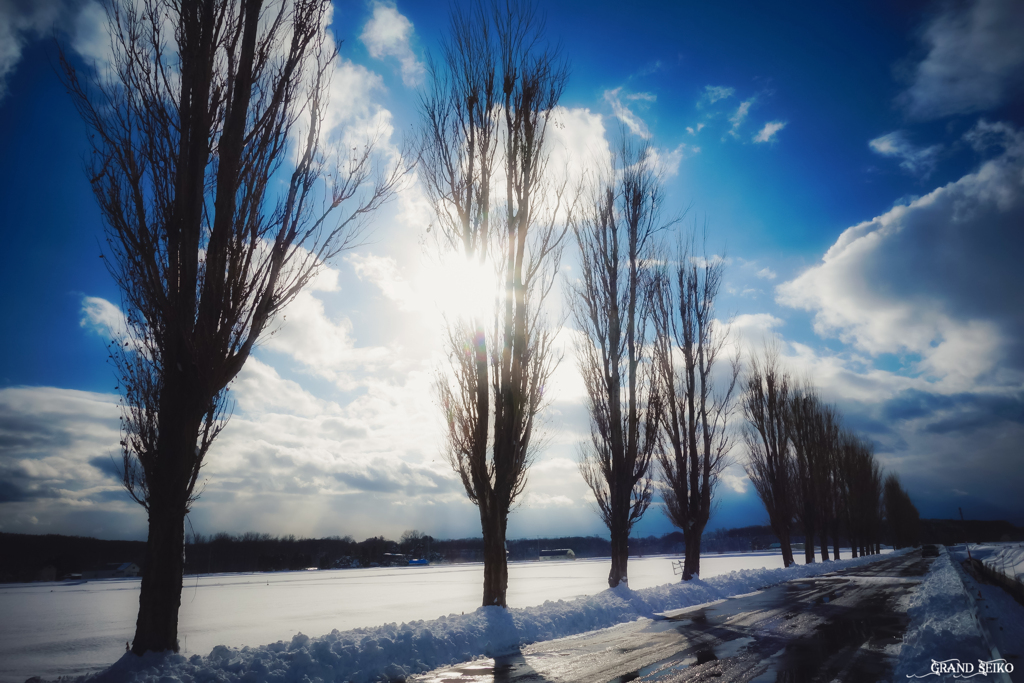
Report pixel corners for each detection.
[412,551,931,683]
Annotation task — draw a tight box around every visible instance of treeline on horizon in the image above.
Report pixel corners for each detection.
[5,518,1022,583]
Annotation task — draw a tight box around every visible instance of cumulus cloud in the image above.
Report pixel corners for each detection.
[686,123,705,136]
[0,386,142,537]
[699,85,735,107]
[868,131,942,177]
[777,120,1024,390]
[0,0,72,100]
[359,1,424,87]
[755,267,776,280]
[753,121,786,144]
[720,470,749,495]
[899,0,1024,119]
[603,88,651,139]
[80,295,127,338]
[728,313,784,351]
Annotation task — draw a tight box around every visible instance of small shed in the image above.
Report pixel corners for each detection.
[116,562,140,577]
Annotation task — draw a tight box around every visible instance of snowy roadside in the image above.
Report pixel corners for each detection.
[958,542,1024,585]
[894,546,1014,682]
[75,550,906,683]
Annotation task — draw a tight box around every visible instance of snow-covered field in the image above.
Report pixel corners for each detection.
[0,549,884,683]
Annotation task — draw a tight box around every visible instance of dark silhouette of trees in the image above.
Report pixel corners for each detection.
[742,347,796,567]
[60,0,404,654]
[654,234,739,580]
[419,0,569,607]
[884,474,920,549]
[813,401,841,561]
[787,386,842,564]
[836,431,883,557]
[743,346,899,562]
[788,385,821,564]
[569,140,664,588]
[835,430,884,557]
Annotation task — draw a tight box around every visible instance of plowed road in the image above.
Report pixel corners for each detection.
[413,551,932,682]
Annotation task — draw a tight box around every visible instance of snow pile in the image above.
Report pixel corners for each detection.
[894,547,988,681]
[975,544,1024,584]
[80,551,903,683]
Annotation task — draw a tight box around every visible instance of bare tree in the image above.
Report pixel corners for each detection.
[654,233,739,580]
[788,385,818,564]
[884,473,920,549]
[61,0,404,654]
[569,139,664,589]
[419,0,569,607]
[812,400,841,561]
[742,345,796,567]
[845,435,883,556]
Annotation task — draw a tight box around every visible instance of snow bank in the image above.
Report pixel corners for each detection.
[966,543,1024,585]
[894,546,989,681]
[80,551,904,683]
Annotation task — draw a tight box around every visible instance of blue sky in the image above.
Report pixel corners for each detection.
[1,0,1022,541]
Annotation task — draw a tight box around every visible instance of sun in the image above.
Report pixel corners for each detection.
[417,251,500,326]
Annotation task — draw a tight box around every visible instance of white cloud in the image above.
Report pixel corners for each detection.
[728,99,753,137]
[755,267,776,280]
[728,313,785,351]
[699,85,735,107]
[0,0,68,100]
[686,123,705,136]
[626,92,656,102]
[263,286,395,391]
[900,0,1024,119]
[753,121,786,144]
[80,296,127,338]
[359,1,425,87]
[346,253,420,312]
[645,143,695,178]
[868,131,942,177]
[720,470,748,494]
[603,88,651,139]
[548,106,613,186]
[778,121,1024,389]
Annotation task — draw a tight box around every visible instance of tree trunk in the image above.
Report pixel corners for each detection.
[803,521,815,564]
[131,499,186,654]
[779,529,795,568]
[682,527,703,580]
[609,516,629,588]
[480,504,508,607]
[819,527,830,561]
[832,519,841,560]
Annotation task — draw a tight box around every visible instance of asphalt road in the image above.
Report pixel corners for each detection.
[412,551,932,683]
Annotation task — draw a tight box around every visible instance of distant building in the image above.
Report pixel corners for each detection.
[82,562,140,579]
[539,549,576,561]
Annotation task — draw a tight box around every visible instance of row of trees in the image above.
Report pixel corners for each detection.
[568,140,738,586]
[65,0,921,658]
[743,349,920,565]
